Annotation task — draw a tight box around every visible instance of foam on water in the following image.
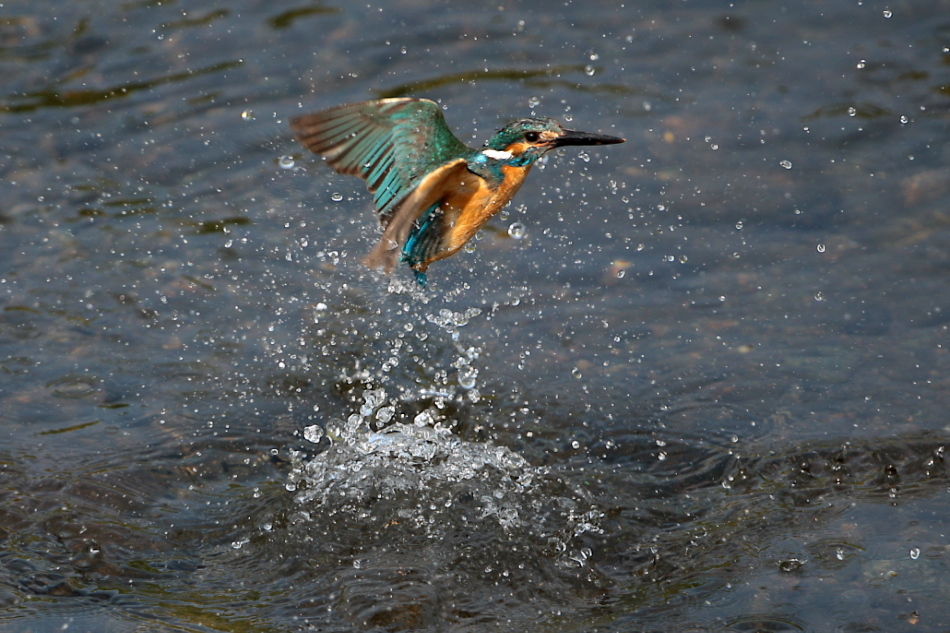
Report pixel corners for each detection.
[289,387,603,549]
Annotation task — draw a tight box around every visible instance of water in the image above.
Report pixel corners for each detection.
[2,0,950,631]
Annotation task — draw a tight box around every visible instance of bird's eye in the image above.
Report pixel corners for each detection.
[524,131,540,143]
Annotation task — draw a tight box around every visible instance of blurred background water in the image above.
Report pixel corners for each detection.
[1,0,949,631]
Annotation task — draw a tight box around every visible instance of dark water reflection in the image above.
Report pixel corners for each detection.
[2,0,950,631]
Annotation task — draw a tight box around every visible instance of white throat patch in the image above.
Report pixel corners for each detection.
[481,149,513,161]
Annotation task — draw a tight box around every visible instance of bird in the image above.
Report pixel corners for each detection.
[290,98,624,287]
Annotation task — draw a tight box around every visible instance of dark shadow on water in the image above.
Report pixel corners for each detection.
[375,65,641,100]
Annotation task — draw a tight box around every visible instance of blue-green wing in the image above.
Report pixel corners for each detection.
[290,98,470,224]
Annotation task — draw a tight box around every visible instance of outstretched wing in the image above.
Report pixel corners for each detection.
[290,98,470,224]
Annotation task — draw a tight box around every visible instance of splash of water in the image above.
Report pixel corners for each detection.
[287,303,604,571]
[289,388,604,557]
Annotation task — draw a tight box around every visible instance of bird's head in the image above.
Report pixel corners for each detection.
[485,117,625,165]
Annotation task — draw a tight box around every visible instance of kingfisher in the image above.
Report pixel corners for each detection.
[290,98,624,286]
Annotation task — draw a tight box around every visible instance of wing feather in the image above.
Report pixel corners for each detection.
[362,158,469,272]
[290,98,470,223]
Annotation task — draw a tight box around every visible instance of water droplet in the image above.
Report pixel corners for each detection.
[584,65,596,76]
[780,159,792,169]
[779,558,805,572]
[571,367,582,379]
[814,291,824,302]
[578,152,590,163]
[899,115,909,124]
[241,110,254,121]
[910,547,920,560]
[848,106,857,117]
[882,9,892,17]
[508,222,526,239]
[527,96,541,108]
[856,60,866,69]
[735,221,744,230]
[278,155,295,170]
[817,243,826,253]
[331,192,343,202]
[303,424,324,443]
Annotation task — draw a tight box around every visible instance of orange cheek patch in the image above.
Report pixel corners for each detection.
[506,142,531,156]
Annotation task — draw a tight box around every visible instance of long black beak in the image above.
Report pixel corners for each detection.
[554,128,626,147]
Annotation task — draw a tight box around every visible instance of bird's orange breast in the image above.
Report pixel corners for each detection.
[438,163,533,256]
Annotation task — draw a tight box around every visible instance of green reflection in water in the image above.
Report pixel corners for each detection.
[269,5,341,30]
[0,60,243,113]
[39,419,101,435]
[186,216,253,235]
[375,65,636,99]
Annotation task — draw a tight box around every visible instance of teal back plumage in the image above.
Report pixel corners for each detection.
[290,99,472,223]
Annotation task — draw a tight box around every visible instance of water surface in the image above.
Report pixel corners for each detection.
[1,1,949,631]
